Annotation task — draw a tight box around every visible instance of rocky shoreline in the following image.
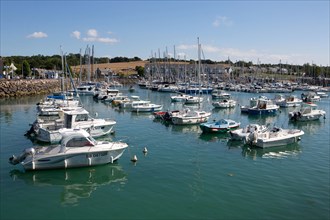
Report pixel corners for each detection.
[0,78,139,98]
[0,79,63,98]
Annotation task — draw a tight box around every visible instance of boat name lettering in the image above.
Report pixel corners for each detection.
[87,152,108,158]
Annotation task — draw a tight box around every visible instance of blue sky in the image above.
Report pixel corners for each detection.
[1,1,329,65]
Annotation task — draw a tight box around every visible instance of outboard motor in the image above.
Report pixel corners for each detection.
[9,148,36,165]
[25,125,36,136]
[93,93,99,99]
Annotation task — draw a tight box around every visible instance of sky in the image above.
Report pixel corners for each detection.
[1,0,329,66]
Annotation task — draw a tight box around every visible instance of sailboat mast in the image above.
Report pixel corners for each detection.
[91,45,94,81]
[79,48,82,84]
[198,37,201,94]
[60,46,65,93]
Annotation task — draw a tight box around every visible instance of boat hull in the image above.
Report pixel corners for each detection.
[172,117,209,125]
[131,106,162,112]
[200,126,234,133]
[22,148,126,171]
[256,136,301,148]
[254,130,304,148]
[248,108,278,115]
[290,113,324,121]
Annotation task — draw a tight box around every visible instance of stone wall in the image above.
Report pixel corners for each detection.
[0,79,64,98]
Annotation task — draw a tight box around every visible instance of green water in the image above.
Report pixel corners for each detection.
[1,88,329,220]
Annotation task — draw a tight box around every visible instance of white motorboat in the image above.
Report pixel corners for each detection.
[30,107,116,143]
[119,96,143,109]
[212,99,236,108]
[211,90,231,99]
[230,123,268,141]
[274,94,302,107]
[9,129,128,170]
[170,93,191,102]
[131,102,163,112]
[240,96,259,113]
[37,93,80,116]
[171,109,211,125]
[98,89,122,102]
[289,103,326,121]
[111,95,130,107]
[244,126,304,148]
[316,91,328,98]
[184,96,203,104]
[301,92,321,102]
[158,84,179,93]
[74,82,97,95]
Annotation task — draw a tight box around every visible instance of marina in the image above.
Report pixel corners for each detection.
[1,86,329,219]
[2,0,329,218]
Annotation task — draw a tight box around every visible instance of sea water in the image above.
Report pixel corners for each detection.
[1,87,329,220]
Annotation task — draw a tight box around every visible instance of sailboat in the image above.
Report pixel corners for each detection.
[171,38,212,125]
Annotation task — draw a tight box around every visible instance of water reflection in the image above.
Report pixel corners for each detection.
[0,96,44,124]
[199,132,230,143]
[171,124,201,134]
[211,107,236,116]
[241,143,301,160]
[288,120,325,134]
[246,114,279,126]
[130,112,155,120]
[9,165,127,206]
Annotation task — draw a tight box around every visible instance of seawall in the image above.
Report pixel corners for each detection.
[0,79,63,98]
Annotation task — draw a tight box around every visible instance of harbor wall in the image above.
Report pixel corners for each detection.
[0,79,63,98]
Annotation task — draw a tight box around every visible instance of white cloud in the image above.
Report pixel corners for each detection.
[71,31,81,39]
[73,29,119,44]
[202,45,221,53]
[176,43,304,64]
[87,29,98,37]
[98,37,118,43]
[212,16,233,27]
[27,32,48,38]
[177,44,197,50]
[177,52,187,59]
[82,37,118,44]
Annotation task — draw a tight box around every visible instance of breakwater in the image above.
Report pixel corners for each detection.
[0,79,63,98]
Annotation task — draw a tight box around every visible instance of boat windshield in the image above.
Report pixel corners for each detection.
[65,136,95,148]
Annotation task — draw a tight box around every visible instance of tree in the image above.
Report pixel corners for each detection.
[135,66,144,76]
[22,60,31,78]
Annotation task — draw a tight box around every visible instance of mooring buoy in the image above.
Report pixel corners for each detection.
[131,155,138,162]
[143,147,148,154]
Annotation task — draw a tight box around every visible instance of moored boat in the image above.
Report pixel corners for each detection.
[9,129,128,170]
[211,90,231,99]
[248,97,279,115]
[153,110,180,121]
[170,93,191,102]
[301,92,321,102]
[212,99,236,108]
[274,94,302,107]
[244,126,304,148]
[171,109,211,125]
[131,102,163,112]
[184,96,203,104]
[29,107,116,143]
[288,102,326,121]
[200,119,240,133]
[230,123,268,141]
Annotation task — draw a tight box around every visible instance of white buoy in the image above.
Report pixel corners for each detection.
[143,147,148,154]
[131,155,138,162]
